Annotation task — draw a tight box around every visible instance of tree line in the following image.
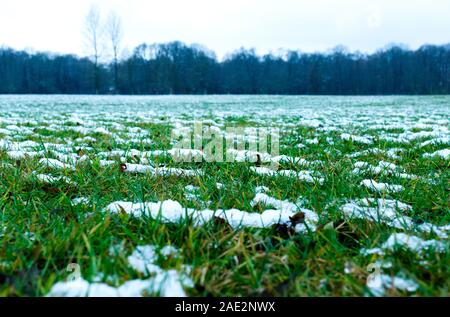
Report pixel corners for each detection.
[0,7,449,95]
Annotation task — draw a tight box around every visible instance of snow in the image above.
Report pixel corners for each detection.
[104,191,319,233]
[361,233,446,256]
[121,163,203,177]
[39,158,76,171]
[341,199,449,238]
[341,133,373,145]
[71,197,90,206]
[361,179,404,193]
[7,150,43,160]
[47,244,193,297]
[367,274,419,297]
[250,167,324,184]
[424,149,450,160]
[34,173,75,185]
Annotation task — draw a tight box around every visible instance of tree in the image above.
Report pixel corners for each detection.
[84,6,103,94]
[106,11,123,93]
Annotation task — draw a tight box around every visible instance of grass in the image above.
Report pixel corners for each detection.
[0,95,449,297]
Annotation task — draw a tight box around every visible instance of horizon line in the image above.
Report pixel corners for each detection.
[1,40,449,62]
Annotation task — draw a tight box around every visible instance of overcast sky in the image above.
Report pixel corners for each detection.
[1,0,449,60]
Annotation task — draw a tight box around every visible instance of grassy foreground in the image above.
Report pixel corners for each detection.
[0,95,449,297]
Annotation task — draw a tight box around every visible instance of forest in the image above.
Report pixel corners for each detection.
[1,42,449,95]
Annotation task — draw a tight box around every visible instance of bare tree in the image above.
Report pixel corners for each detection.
[84,6,103,94]
[106,11,123,93]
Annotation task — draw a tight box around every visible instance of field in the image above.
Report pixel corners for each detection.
[0,95,449,297]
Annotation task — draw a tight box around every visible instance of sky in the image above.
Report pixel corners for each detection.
[0,0,449,60]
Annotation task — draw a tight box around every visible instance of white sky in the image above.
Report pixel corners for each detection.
[0,0,449,60]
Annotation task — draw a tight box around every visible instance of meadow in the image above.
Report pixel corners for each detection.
[0,95,448,297]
